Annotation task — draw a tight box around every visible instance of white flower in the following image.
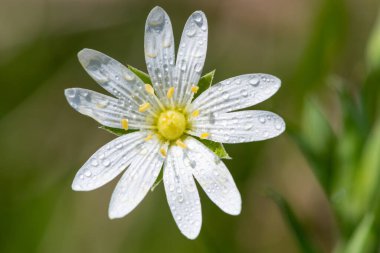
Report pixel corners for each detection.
[64,6,285,239]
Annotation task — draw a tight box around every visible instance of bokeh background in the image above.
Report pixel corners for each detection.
[1,0,380,252]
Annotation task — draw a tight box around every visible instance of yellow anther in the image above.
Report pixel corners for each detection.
[167,87,175,99]
[191,86,199,93]
[160,147,167,157]
[145,84,155,95]
[139,102,151,112]
[191,110,200,118]
[200,132,209,139]
[144,133,153,141]
[175,139,187,148]
[176,139,187,149]
[121,119,129,130]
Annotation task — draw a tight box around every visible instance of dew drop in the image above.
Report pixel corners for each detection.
[186,27,196,37]
[91,159,99,167]
[180,60,187,71]
[84,170,92,177]
[240,89,248,97]
[148,9,165,28]
[102,159,111,167]
[194,63,202,73]
[193,13,203,25]
[162,31,172,48]
[275,119,283,130]
[249,77,260,87]
[259,116,266,124]
[66,89,76,98]
[222,91,230,100]
[201,24,207,32]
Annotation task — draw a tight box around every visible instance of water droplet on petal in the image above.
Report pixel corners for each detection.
[148,9,165,28]
[186,27,196,37]
[259,116,266,124]
[193,13,203,25]
[222,91,230,100]
[102,159,111,167]
[91,159,99,167]
[249,77,260,86]
[240,89,248,97]
[66,89,76,98]
[194,63,202,73]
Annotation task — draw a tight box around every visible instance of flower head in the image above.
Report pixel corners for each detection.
[65,6,285,239]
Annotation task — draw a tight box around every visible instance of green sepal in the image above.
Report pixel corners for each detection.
[99,126,135,136]
[127,65,152,84]
[196,137,231,160]
[195,70,215,98]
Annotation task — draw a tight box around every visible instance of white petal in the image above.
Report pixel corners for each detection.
[174,11,208,106]
[144,6,175,104]
[163,145,202,239]
[190,74,281,114]
[108,137,166,219]
[189,110,285,143]
[78,48,161,113]
[72,131,147,191]
[184,137,241,215]
[65,88,150,129]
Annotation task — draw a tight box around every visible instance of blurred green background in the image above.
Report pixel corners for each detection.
[1,0,380,252]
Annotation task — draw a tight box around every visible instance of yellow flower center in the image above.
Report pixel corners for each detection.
[157,110,186,140]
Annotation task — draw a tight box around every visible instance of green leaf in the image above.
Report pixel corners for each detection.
[363,8,380,126]
[196,70,215,98]
[350,121,380,219]
[196,137,231,160]
[268,190,319,253]
[366,9,380,71]
[291,0,347,95]
[99,126,134,136]
[341,213,375,253]
[127,65,152,84]
[288,98,335,193]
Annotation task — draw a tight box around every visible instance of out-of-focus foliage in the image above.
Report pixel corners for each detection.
[287,4,380,253]
[1,0,380,253]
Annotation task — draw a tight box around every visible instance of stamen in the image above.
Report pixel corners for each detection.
[160,147,167,157]
[145,84,155,95]
[191,86,199,94]
[191,110,200,118]
[121,119,129,130]
[167,87,175,99]
[144,133,153,141]
[139,102,151,112]
[200,132,209,139]
[176,139,187,149]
